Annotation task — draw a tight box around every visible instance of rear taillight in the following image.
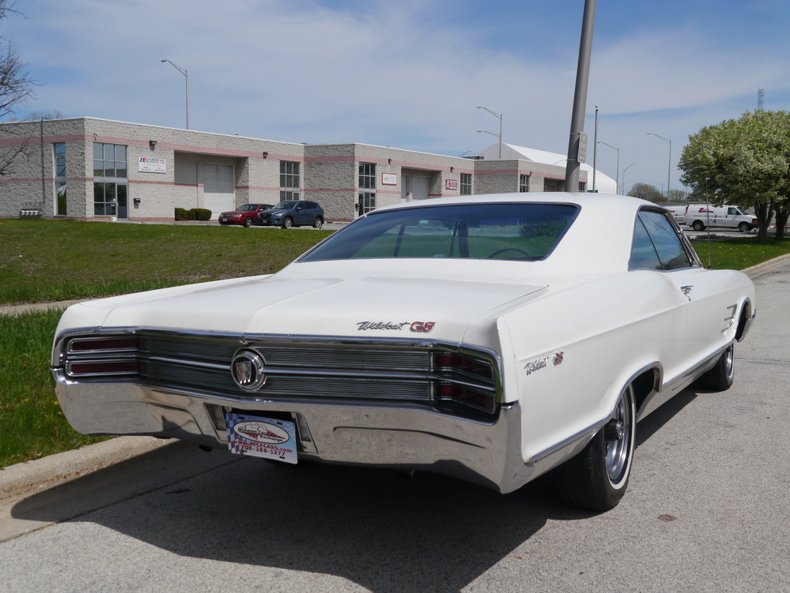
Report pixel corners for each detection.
[64,335,140,378]
[432,351,498,414]
[68,336,139,353]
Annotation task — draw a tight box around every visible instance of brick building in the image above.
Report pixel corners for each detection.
[0,117,601,223]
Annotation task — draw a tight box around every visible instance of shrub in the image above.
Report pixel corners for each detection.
[190,208,212,221]
[174,207,190,221]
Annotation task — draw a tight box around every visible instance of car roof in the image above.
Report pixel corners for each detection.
[373,192,652,212]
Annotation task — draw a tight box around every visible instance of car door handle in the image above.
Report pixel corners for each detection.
[680,285,693,300]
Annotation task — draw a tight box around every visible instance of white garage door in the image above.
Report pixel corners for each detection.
[411,176,430,200]
[200,164,235,219]
[402,174,431,201]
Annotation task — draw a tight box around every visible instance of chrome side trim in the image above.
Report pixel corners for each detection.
[530,362,662,467]
[528,420,605,465]
[637,343,731,421]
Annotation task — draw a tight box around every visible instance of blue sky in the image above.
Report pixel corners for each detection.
[6,0,790,193]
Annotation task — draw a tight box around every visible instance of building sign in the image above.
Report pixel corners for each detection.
[445,179,459,190]
[381,173,397,186]
[138,156,167,174]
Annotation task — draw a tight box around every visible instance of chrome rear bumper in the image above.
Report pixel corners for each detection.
[53,370,535,493]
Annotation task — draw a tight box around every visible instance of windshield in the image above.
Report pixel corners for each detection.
[275,201,298,209]
[238,204,257,212]
[300,203,579,262]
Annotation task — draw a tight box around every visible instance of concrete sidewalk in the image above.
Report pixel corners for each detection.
[1,252,789,503]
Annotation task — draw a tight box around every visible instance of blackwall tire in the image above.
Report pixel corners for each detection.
[557,384,636,511]
[692,220,705,231]
[313,217,324,229]
[738,222,751,233]
[282,217,293,229]
[244,217,252,227]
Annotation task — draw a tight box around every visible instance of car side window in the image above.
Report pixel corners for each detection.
[629,217,662,270]
[633,210,694,271]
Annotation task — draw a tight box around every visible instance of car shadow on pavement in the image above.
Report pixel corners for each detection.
[10,389,700,593]
[635,388,698,447]
[11,443,584,592]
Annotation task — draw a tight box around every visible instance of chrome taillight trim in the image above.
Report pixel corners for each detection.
[64,359,140,378]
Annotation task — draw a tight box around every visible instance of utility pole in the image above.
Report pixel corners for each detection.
[564,0,596,192]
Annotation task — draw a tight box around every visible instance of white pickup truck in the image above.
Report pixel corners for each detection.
[671,204,756,232]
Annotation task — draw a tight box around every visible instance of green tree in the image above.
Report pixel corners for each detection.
[679,110,790,241]
[667,188,689,203]
[628,183,664,203]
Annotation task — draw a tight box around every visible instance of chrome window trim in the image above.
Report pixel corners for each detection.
[629,206,702,272]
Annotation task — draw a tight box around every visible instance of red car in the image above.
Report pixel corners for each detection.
[218,203,273,227]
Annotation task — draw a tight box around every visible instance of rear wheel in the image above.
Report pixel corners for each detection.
[313,217,324,229]
[243,217,253,227]
[692,220,705,231]
[557,384,636,511]
[696,342,735,391]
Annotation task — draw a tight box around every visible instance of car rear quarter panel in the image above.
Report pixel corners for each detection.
[497,272,691,462]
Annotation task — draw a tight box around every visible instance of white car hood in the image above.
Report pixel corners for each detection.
[63,262,548,345]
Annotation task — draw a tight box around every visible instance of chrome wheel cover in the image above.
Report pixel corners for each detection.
[604,387,634,485]
[724,343,735,380]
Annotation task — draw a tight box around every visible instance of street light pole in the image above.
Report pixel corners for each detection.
[477,106,503,159]
[621,162,635,195]
[597,140,619,193]
[161,59,189,129]
[647,132,671,200]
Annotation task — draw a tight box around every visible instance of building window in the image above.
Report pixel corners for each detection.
[460,173,472,195]
[358,162,376,215]
[519,174,530,193]
[280,160,300,201]
[93,143,127,178]
[93,143,128,217]
[53,143,67,215]
[578,182,587,192]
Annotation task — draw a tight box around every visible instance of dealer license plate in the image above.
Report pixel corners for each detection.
[225,413,298,464]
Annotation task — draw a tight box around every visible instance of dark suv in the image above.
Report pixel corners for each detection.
[259,200,324,228]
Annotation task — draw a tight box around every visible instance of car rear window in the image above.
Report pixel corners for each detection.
[300,203,579,262]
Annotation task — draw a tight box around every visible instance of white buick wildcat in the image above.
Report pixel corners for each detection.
[52,193,755,510]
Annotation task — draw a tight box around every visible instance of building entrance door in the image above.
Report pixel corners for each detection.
[116,184,128,219]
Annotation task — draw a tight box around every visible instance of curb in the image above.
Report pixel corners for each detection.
[0,437,173,503]
[0,299,85,317]
[1,251,789,500]
[741,252,790,279]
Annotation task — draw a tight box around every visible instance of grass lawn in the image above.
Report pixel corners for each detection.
[0,219,331,304]
[0,310,107,468]
[690,236,790,270]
